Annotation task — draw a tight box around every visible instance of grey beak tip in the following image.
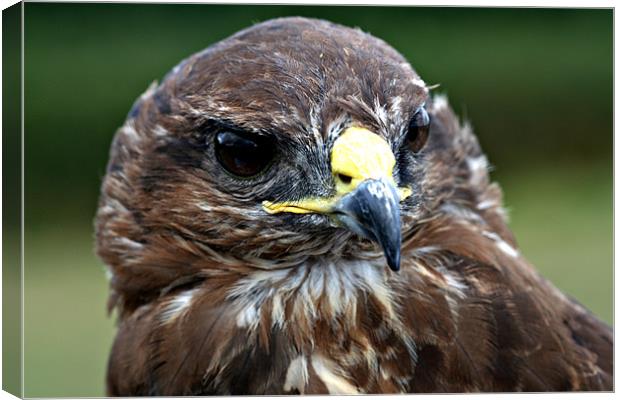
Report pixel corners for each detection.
[333,178,403,272]
[387,253,401,272]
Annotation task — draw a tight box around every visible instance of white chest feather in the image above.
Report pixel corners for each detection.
[228,259,394,329]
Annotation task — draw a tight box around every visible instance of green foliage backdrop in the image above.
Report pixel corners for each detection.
[21,4,611,396]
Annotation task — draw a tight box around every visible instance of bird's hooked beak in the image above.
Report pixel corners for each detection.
[263,127,411,271]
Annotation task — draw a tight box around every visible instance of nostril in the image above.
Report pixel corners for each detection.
[338,173,353,185]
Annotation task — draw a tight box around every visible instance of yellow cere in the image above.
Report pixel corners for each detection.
[262,127,412,215]
[331,127,397,195]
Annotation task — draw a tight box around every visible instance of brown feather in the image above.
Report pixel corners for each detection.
[97,17,612,395]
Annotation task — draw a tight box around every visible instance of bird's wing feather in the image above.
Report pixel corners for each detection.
[403,212,612,391]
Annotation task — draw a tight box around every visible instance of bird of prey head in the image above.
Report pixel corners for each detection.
[96,17,612,395]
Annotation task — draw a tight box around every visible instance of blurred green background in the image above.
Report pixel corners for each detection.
[18,4,611,397]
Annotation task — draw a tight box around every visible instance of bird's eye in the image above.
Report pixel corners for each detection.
[406,106,430,153]
[214,131,275,177]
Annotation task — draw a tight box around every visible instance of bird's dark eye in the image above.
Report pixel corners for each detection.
[406,106,430,153]
[214,131,275,177]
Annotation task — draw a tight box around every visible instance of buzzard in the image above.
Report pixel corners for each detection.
[95,17,612,394]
